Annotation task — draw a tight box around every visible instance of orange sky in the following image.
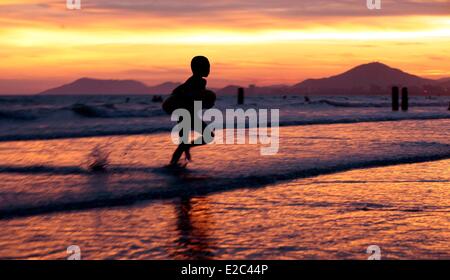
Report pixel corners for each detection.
[0,0,449,94]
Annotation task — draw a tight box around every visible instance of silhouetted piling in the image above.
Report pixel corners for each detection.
[238,87,245,105]
[448,102,450,111]
[401,87,409,111]
[392,86,399,111]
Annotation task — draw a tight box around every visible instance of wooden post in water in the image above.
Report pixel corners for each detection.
[238,87,245,105]
[401,87,409,111]
[392,86,399,111]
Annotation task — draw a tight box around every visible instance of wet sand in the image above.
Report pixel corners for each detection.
[0,159,448,259]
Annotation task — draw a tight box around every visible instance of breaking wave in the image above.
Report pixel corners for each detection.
[311,99,448,108]
[1,149,450,220]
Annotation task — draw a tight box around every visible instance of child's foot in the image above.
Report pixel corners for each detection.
[184,148,192,162]
[168,159,188,169]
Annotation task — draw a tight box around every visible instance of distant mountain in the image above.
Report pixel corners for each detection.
[40,78,149,95]
[437,79,450,93]
[38,63,449,96]
[216,84,292,96]
[436,77,450,83]
[147,82,181,94]
[216,85,242,95]
[39,78,180,95]
[437,78,450,92]
[292,62,436,95]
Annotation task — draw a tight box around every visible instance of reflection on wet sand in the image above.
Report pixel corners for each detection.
[173,196,214,260]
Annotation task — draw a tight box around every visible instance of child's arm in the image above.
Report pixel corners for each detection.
[172,83,186,98]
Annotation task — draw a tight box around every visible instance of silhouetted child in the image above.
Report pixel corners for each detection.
[163,56,216,167]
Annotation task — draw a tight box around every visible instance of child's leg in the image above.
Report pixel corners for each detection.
[170,120,213,164]
[170,117,190,165]
[170,143,188,165]
[183,121,214,161]
[184,146,192,161]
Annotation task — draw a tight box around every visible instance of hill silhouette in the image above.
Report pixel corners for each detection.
[293,62,437,95]
[38,63,448,96]
[39,78,180,95]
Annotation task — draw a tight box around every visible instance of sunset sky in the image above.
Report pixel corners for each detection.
[0,0,449,94]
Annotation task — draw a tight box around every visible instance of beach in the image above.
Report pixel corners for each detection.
[0,115,449,259]
[2,0,450,266]
[0,159,448,259]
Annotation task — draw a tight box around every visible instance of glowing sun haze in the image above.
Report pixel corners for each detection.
[0,0,449,94]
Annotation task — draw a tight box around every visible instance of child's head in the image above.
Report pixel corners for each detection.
[191,56,210,77]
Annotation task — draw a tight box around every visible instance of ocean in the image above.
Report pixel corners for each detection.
[0,94,449,259]
[0,94,449,141]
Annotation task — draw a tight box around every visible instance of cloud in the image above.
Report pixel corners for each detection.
[80,0,450,17]
[1,0,449,26]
